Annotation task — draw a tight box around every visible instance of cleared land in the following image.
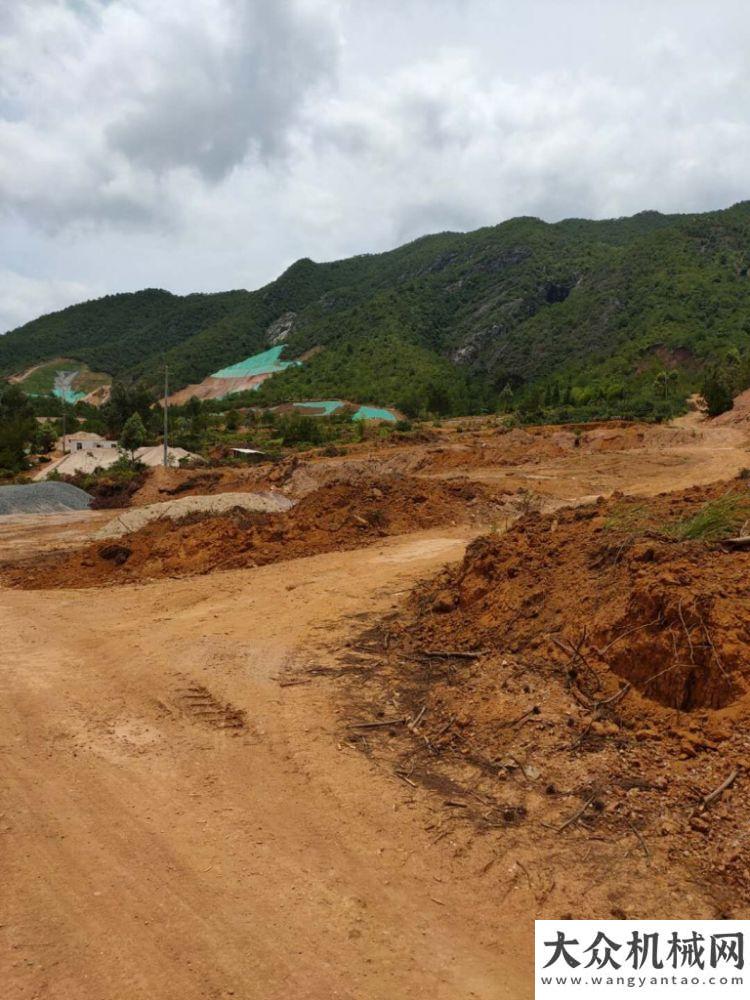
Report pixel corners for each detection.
[2,412,750,1000]
[10,358,111,402]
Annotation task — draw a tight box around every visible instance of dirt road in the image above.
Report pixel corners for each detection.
[2,528,532,1000]
[465,421,750,500]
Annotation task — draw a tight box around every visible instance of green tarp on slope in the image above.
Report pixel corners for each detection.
[292,400,343,415]
[212,346,298,380]
[352,405,397,422]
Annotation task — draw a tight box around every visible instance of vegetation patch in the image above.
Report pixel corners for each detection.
[15,358,110,400]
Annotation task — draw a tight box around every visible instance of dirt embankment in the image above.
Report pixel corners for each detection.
[410,481,750,711]
[3,476,518,589]
[342,478,750,914]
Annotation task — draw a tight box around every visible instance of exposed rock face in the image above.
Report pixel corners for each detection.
[266,311,297,345]
[471,246,532,272]
[451,298,533,366]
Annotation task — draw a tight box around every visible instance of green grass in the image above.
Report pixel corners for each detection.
[603,491,750,543]
[603,502,654,534]
[663,493,750,542]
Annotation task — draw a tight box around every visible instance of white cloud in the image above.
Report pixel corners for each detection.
[1,0,750,331]
[0,269,100,333]
[0,0,341,231]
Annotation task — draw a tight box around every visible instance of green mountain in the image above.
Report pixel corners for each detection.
[3,201,750,419]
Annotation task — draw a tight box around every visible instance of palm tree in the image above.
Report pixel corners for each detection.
[654,369,678,400]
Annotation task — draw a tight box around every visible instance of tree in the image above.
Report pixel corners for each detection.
[34,422,58,454]
[0,384,36,473]
[653,369,678,400]
[225,408,241,432]
[173,396,210,452]
[119,411,146,461]
[701,370,733,418]
[103,381,155,437]
[498,383,514,413]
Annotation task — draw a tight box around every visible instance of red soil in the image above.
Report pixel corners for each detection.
[344,478,750,912]
[3,476,513,589]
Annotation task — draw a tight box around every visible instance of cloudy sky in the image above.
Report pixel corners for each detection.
[1,0,749,332]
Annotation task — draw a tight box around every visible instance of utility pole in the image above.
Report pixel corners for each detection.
[163,363,169,467]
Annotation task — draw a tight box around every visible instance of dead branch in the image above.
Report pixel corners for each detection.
[500,705,541,727]
[408,704,427,732]
[568,718,595,750]
[348,718,406,730]
[421,648,487,659]
[597,617,662,655]
[627,819,651,859]
[557,794,597,833]
[431,718,455,742]
[677,601,696,665]
[722,535,750,549]
[695,609,728,679]
[516,859,532,885]
[594,683,631,708]
[569,684,594,709]
[550,635,599,691]
[702,769,738,809]
[395,771,417,788]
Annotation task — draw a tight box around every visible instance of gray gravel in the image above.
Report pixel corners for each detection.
[0,482,93,516]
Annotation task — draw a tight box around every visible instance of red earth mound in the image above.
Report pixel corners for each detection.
[336,479,750,913]
[402,480,750,712]
[3,475,513,590]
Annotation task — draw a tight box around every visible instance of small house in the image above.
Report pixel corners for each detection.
[63,431,118,453]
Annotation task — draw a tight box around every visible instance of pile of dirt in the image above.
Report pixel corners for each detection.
[322,423,704,479]
[3,475,515,589]
[403,480,750,711]
[130,465,273,506]
[95,491,293,539]
[712,387,750,429]
[341,478,750,910]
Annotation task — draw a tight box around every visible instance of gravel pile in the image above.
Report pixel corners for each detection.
[0,482,93,516]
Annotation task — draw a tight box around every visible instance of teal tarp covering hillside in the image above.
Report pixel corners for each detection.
[211,346,297,380]
[292,400,343,415]
[53,386,85,403]
[352,405,397,422]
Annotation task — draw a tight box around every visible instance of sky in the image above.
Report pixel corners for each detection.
[1,0,750,332]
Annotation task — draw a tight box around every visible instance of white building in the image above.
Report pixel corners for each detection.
[63,431,118,453]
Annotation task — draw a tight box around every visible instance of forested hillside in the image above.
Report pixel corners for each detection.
[3,202,750,419]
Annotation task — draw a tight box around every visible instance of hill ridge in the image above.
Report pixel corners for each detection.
[3,200,750,419]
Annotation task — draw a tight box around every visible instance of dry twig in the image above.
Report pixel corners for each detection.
[558,794,597,833]
[702,769,738,810]
[421,648,487,659]
[348,718,406,730]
